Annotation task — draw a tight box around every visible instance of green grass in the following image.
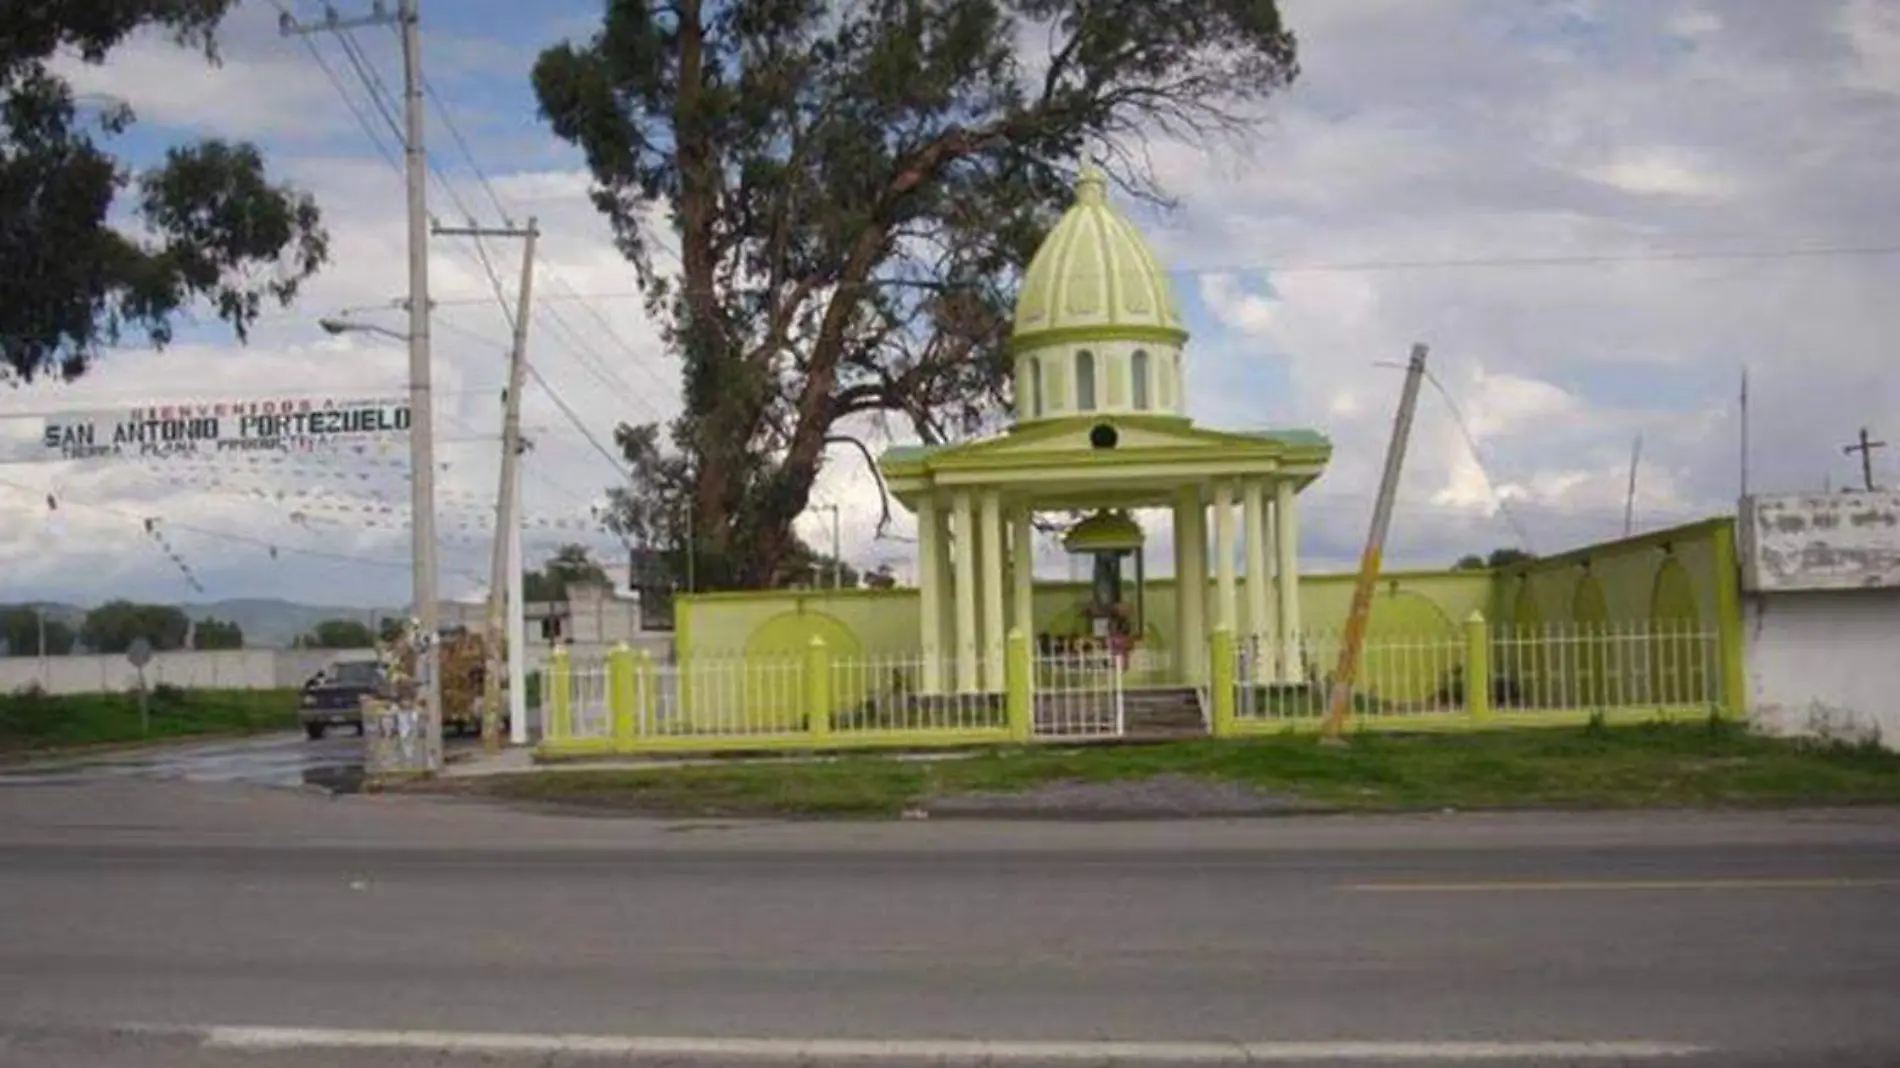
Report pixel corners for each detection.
[456,720,1900,819]
[0,685,301,756]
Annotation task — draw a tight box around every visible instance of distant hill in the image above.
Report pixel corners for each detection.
[180,599,405,649]
[0,598,403,650]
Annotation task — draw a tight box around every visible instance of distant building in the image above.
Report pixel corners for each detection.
[1739,489,1900,744]
[437,580,670,663]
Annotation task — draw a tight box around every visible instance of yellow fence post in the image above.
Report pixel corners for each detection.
[1464,610,1492,723]
[608,642,635,749]
[805,636,832,743]
[1210,628,1238,738]
[1005,628,1032,742]
[549,645,572,741]
[633,647,657,736]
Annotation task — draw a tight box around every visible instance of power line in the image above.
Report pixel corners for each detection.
[0,474,419,572]
[1180,242,1900,278]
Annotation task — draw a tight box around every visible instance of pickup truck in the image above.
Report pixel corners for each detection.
[297,658,383,740]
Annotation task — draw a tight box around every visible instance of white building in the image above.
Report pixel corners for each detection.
[1739,489,1900,747]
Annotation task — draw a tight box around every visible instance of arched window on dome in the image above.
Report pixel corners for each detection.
[1076,350,1097,411]
[1131,350,1151,410]
[1025,357,1042,418]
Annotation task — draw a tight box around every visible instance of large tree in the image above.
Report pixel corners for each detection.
[523,544,613,602]
[299,618,376,649]
[191,615,243,650]
[534,0,1298,588]
[79,600,190,654]
[1,1,328,383]
[0,607,77,656]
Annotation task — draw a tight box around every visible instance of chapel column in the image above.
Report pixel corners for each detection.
[952,489,979,694]
[1275,479,1303,683]
[979,489,1006,691]
[1212,480,1238,638]
[1174,484,1207,684]
[1243,480,1274,683]
[917,494,944,694]
[1011,506,1035,645]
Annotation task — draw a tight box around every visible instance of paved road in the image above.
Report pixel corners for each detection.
[2,776,1898,1066]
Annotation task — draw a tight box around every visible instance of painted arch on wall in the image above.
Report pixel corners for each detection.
[740,610,865,728]
[1648,557,1709,702]
[1572,575,1609,705]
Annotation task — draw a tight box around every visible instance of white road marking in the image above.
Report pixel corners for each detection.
[199,1025,1707,1061]
[1346,877,1900,893]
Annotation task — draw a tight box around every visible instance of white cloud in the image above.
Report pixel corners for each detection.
[7,0,1899,607]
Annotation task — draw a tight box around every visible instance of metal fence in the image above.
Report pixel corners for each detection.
[1236,620,1721,723]
[829,656,1006,733]
[1034,648,1124,739]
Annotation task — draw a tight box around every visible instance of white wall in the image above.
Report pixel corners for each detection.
[0,649,335,695]
[1746,588,1900,748]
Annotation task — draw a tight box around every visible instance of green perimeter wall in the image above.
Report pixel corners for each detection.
[677,516,1741,691]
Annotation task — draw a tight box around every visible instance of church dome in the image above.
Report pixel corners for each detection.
[1008,168,1190,425]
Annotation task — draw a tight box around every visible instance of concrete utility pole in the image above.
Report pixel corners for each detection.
[283,0,441,773]
[816,504,842,588]
[1623,434,1643,537]
[435,220,539,754]
[1321,343,1429,741]
[1843,427,1887,492]
[506,455,528,744]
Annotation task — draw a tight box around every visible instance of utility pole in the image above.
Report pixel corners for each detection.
[816,504,842,588]
[435,221,538,754]
[1843,427,1887,492]
[1320,343,1428,741]
[506,453,528,744]
[282,0,441,773]
[1622,434,1643,537]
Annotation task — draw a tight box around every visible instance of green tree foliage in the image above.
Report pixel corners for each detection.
[1454,548,1538,571]
[376,616,406,644]
[1,0,329,383]
[534,0,1299,588]
[523,544,612,602]
[300,619,376,649]
[79,600,190,653]
[0,607,77,656]
[190,616,243,650]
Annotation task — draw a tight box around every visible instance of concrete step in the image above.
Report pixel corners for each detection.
[1123,687,1206,736]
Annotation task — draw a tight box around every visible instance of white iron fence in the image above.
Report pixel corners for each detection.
[1237,620,1721,722]
[1033,648,1124,739]
[829,656,1006,733]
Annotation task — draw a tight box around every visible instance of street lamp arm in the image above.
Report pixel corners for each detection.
[318,317,408,342]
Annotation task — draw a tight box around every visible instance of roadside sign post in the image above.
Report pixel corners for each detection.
[126,638,153,736]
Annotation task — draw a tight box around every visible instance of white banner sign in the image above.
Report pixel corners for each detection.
[2,396,411,464]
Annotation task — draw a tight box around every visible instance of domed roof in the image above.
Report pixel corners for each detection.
[1010,167,1189,353]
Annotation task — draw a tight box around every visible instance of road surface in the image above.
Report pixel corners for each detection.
[0,731,367,792]
[2,768,1898,1065]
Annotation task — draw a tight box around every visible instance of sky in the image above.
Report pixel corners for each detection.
[1,0,1897,610]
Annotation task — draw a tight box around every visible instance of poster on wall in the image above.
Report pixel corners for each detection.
[0,396,410,464]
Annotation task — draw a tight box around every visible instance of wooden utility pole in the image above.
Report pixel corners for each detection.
[1843,427,1887,492]
[434,221,539,754]
[1320,343,1429,741]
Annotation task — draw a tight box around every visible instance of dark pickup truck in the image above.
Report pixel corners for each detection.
[297,658,384,740]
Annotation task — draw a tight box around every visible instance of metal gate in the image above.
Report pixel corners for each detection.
[1032,647,1124,740]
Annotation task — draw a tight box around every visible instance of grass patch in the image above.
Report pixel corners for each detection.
[0,685,300,756]
[447,722,1900,819]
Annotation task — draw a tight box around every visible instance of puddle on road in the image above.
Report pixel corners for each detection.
[0,733,368,794]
